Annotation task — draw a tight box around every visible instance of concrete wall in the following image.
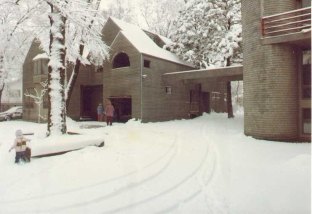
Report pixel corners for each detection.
[242,0,300,141]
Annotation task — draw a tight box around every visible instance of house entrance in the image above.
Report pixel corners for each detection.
[109,96,132,122]
[189,84,211,118]
[201,92,211,114]
[81,85,103,120]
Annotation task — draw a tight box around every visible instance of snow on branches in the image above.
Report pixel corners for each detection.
[166,0,242,69]
[39,0,109,136]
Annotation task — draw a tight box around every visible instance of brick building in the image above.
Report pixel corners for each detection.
[242,0,311,141]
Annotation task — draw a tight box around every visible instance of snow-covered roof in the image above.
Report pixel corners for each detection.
[109,17,193,67]
[163,65,243,81]
[33,53,48,61]
[158,35,173,46]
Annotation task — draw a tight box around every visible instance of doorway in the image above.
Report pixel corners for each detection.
[109,96,132,122]
[189,84,211,118]
[201,92,211,114]
[81,85,103,120]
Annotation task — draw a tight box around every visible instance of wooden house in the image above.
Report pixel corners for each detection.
[22,17,240,123]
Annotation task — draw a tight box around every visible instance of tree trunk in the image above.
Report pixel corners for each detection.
[66,44,83,109]
[226,57,234,118]
[226,81,234,118]
[47,5,67,136]
[0,83,4,112]
[66,0,102,108]
[47,5,52,134]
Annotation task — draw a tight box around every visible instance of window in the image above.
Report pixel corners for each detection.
[33,59,48,75]
[302,50,311,99]
[144,60,151,68]
[165,86,172,94]
[112,52,130,68]
[211,92,221,100]
[302,108,311,134]
[302,0,311,7]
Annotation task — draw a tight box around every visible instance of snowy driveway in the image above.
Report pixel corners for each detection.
[0,114,310,214]
[0,118,225,214]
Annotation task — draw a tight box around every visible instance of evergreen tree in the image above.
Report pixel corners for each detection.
[138,0,185,37]
[166,0,242,69]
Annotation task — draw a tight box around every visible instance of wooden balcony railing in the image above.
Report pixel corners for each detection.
[261,7,311,37]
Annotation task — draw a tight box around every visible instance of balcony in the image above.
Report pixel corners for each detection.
[261,7,311,48]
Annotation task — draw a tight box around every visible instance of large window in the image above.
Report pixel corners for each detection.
[301,50,311,136]
[302,50,311,99]
[34,59,48,75]
[302,0,311,7]
[302,108,311,134]
[112,52,130,68]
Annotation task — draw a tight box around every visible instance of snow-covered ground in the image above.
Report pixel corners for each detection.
[0,113,310,214]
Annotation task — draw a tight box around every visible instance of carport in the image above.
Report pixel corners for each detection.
[162,65,243,118]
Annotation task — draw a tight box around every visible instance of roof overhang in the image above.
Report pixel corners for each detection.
[162,65,243,82]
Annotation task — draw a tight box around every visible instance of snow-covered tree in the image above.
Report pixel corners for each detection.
[24,81,48,123]
[37,0,109,136]
[166,0,242,69]
[0,0,38,110]
[137,0,185,37]
[65,0,103,108]
[102,0,136,23]
[45,2,67,136]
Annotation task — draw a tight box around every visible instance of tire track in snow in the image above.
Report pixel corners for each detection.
[1,132,180,214]
[0,132,177,205]
[46,123,216,214]
[2,121,220,214]
[147,121,219,214]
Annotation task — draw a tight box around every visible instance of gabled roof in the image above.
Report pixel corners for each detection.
[108,17,194,67]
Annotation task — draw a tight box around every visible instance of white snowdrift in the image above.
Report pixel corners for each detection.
[31,134,104,157]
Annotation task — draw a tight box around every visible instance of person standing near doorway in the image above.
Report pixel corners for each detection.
[105,100,115,126]
[97,103,104,121]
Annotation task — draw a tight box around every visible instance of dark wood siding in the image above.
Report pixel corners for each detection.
[142,56,193,122]
[103,34,142,119]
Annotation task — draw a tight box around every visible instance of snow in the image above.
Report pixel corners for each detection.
[33,53,48,61]
[163,65,242,75]
[0,113,310,214]
[31,134,104,157]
